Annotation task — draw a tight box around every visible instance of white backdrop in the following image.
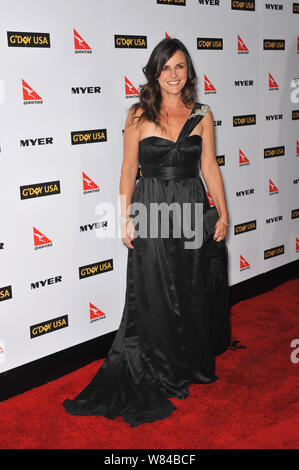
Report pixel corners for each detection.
[0,0,298,373]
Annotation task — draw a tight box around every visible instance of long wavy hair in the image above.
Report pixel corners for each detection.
[130,37,198,128]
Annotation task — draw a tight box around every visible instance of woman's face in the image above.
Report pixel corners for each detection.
[157,49,188,97]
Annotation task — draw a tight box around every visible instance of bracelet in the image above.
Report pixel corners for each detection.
[218,217,229,226]
[119,215,132,226]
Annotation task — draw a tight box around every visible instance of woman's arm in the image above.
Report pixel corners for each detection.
[200,110,229,240]
[119,107,140,248]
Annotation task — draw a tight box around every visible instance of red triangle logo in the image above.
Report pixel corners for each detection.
[125,77,139,96]
[204,75,216,93]
[296,237,299,251]
[82,172,99,191]
[237,34,248,52]
[240,254,250,270]
[269,178,279,194]
[239,148,250,165]
[22,79,42,101]
[33,227,52,247]
[89,302,106,320]
[269,73,279,89]
[73,29,91,50]
[206,192,215,207]
[165,32,170,38]
[297,140,299,156]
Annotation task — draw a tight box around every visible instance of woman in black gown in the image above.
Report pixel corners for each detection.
[63,38,231,427]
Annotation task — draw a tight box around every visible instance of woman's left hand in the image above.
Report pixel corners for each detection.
[213,218,228,242]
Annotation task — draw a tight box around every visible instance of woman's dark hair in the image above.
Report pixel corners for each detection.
[130,37,197,128]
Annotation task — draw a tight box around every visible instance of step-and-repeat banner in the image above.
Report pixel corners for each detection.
[0,0,298,373]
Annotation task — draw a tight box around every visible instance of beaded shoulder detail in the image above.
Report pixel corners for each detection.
[189,103,211,120]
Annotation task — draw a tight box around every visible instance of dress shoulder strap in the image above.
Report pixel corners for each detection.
[179,102,211,139]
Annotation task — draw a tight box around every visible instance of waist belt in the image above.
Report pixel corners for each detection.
[141,166,198,179]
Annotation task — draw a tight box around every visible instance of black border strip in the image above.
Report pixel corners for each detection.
[0,259,298,402]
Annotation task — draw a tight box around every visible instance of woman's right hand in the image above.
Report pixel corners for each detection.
[121,220,135,249]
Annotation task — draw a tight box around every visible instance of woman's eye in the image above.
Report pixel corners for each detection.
[161,66,168,71]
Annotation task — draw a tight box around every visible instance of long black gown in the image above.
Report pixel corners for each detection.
[63,102,231,426]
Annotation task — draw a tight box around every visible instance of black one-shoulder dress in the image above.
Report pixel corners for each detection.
[63,102,231,426]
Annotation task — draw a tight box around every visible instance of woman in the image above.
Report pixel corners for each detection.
[63,38,231,427]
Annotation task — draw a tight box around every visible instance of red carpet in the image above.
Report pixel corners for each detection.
[0,278,298,449]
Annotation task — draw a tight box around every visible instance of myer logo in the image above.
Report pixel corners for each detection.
[0,285,12,302]
[264,244,284,259]
[20,137,53,147]
[79,258,113,279]
[80,221,108,232]
[71,86,101,95]
[233,114,256,126]
[20,180,60,200]
[234,220,257,235]
[30,275,62,290]
[114,35,147,49]
[71,129,107,145]
[197,37,223,50]
[263,39,285,50]
[231,1,255,11]
[30,315,68,339]
[7,31,50,48]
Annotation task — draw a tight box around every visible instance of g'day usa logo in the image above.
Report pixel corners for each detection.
[30,315,68,339]
[20,180,60,200]
[7,31,50,48]
[114,35,147,49]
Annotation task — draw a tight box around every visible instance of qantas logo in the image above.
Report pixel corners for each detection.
[237,34,249,54]
[90,302,106,323]
[125,77,139,98]
[296,237,299,252]
[33,227,52,250]
[73,28,92,53]
[239,149,250,166]
[240,254,250,271]
[82,172,100,194]
[206,192,214,207]
[204,75,216,94]
[22,79,42,104]
[269,73,279,90]
[269,178,279,195]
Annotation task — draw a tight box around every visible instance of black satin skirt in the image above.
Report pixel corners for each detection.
[63,189,231,426]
